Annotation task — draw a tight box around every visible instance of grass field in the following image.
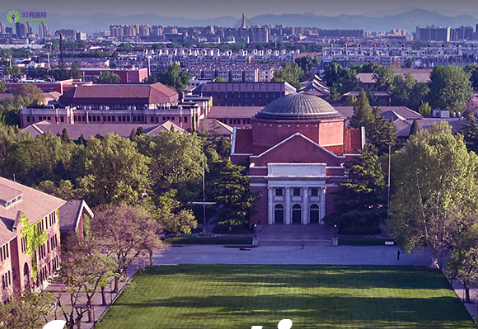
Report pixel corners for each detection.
[96,265,475,329]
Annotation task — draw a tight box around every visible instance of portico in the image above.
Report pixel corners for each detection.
[266,163,327,225]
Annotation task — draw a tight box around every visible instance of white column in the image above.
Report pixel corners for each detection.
[320,188,326,224]
[267,187,273,225]
[285,187,291,225]
[302,187,308,225]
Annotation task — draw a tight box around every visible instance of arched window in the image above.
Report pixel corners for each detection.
[274,204,284,224]
[310,204,320,224]
[23,263,30,290]
[292,204,301,224]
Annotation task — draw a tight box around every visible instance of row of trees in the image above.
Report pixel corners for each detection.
[323,62,474,114]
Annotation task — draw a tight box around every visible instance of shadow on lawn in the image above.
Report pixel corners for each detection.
[114,295,473,328]
[142,265,449,290]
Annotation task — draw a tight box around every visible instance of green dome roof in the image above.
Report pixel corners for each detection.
[255,93,343,121]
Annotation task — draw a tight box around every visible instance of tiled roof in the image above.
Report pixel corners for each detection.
[0,186,22,204]
[60,82,178,104]
[208,106,262,119]
[202,118,233,136]
[335,106,422,121]
[233,129,253,154]
[23,122,183,140]
[0,176,65,246]
[59,200,83,233]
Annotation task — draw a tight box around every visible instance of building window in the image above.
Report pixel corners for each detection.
[27,116,31,122]
[184,117,188,123]
[274,204,284,224]
[275,188,283,196]
[293,188,300,196]
[60,117,64,123]
[292,204,301,224]
[311,188,318,196]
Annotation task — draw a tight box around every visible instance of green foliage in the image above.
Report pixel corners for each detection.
[208,159,259,226]
[0,290,56,329]
[372,65,396,91]
[389,122,478,267]
[154,63,191,91]
[294,55,320,74]
[272,62,304,89]
[410,120,420,137]
[323,63,357,96]
[368,107,397,156]
[79,134,151,206]
[324,144,386,234]
[13,84,45,106]
[464,64,478,89]
[460,113,478,154]
[408,83,430,111]
[418,101,432,116]
[0,80,5,93]
[349,89,374,131]
[390,73,415,106]
[429,66,472,113]
[20,213,47,280]
[98,71,120,84]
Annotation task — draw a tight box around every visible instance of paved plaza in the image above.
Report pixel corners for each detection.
[153,244,432,266]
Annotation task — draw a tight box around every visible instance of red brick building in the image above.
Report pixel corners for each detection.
[231,93,363,226]
[20,83,211,131]
[0,177,65,302]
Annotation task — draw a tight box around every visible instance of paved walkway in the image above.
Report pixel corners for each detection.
[153,245,432,266]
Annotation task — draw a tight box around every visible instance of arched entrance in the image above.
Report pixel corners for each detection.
[274,204,284,224]
[292,204,301,224]
[310,204,320,224]
[23,263,30,290]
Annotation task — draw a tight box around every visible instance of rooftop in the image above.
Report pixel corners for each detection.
[255,93,344,121]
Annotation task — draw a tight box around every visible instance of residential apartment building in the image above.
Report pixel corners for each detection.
[0,177,65,302]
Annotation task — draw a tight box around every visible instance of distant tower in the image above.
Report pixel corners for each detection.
[242,13,247,29]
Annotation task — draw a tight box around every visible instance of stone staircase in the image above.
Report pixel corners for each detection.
[256,224,334,246]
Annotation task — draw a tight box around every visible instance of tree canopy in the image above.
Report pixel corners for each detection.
[429,66,472,114]
[389,122,478,267]
[98,71,120,84]
[272,62,304,89]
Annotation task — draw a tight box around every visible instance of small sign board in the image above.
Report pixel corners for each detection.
[385,241,394,245]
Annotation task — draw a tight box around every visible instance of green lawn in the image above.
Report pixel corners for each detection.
[96,265,475,329]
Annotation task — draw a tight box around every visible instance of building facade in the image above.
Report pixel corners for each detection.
[0,177,65,302]
[231,94,363,226]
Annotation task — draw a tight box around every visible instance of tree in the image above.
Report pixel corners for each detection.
[429,66,472,114]
[148,132,203,199]
[209,159,259,227]
[464,97,478,117]
[70,62,82,79]
[447,224,478,303]
[390,73,415,106]
[389,122,478,268]
[418,101,432,116]
[5,65,23,77]
[372,65,396,91]
[91,204,164,292]
[349,89,374,132]
[464,63,478,89]
[61,128,70,143]
[409,119,420,137]
[295,55,320,75]
[460,113,478,154]
[0,290,56,329]
[155,63,191,91]
[0,80,5,93]
[51,63,71,81]
[323,63,357,96]
[272,62,304,89]
[78,134,151,206]
[98,71,120,84]
[408,82,430,111]
[324,144,386,234]
[13,84,45,106]
[368,107,397,155]
[404,58,413,69]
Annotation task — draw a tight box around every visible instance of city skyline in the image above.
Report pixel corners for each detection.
[4,0,478,19]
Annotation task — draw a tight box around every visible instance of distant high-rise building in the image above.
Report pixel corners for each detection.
[451,26,473,41]
[242,13,247,29]
[39,22,48,39]
[416,26,451,42]
[15,22,27,38]
[5,27,13,34]
[26,22,33,35]
[0,22,5,34]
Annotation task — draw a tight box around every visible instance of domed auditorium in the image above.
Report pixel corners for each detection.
[231,93,364,226]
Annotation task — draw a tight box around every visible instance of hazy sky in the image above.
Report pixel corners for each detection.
[4,0,478,18]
